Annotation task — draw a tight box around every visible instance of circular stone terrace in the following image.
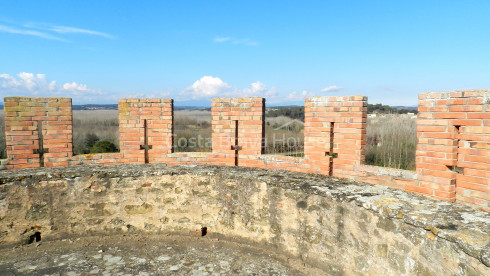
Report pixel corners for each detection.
[0,164,489,275]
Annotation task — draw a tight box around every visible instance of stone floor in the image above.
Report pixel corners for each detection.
[0,234,314,275]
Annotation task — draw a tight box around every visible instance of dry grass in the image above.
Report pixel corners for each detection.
[173,110,211,152]
[72,110,213,153]
[264,116,304,156]
[365,115,417,170]
[174,109,211,122]
[73,110,119,155]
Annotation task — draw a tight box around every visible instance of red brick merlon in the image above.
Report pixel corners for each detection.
[118,98,173,164]
[4,97,73,169]
[210,97,265,166]
[304,95,367,178]
[415,90,489,210]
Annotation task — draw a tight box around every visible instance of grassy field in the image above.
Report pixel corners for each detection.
[265,116,304,157]
[366,115,417,170]
[173,110,211,152]
[73,110,119,154]
[0,110,417,170]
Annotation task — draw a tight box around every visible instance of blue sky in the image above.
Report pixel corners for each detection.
[1,1,489,106]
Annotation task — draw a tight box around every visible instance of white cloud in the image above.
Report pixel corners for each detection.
[48,80,57,91]
[243,81,266,95]
[0,73,21,88]
[213,36,259,46]
[47,25,115,39]
[0,72,103,102]
[18,73,46,91]
[185,76,230,99]
[62,82,95,95]
[0,21,115,42]
[287,90,313,101]
[0,25,65,41]
[265,87,277,97]
[124,91,171,99]
[251,81,267,93]
[243,81,277,98]
[182,77,278,100]
[321,85,342,93]
[213,36,230,43]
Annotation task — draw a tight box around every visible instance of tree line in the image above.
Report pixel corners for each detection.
[267,104,416,120]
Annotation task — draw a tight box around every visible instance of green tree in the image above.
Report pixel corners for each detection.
[85,133,100,150]
[89,141,118,153]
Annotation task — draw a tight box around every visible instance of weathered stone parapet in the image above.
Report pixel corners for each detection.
[349,165,418,190]
[0,164,488,275]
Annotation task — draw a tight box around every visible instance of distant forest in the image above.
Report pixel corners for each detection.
[267,106,305,120]
[267,104,416,120]
[368,104,417,114]
[0,103,416,116]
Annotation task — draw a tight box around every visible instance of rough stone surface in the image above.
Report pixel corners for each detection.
[0,234,313,275]
[0,164,489,275]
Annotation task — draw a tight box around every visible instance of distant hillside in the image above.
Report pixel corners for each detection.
[0,104,216,111]
[266,106,305,120]
[73,104,118,110]
[368,103,418,114]
[0,103,418,114]
[266,104,417,120]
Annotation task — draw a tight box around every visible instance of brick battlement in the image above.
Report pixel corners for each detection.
[3,91,489,211]
[4,97,73,169]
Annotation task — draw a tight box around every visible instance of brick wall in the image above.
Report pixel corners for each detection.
[69,152,121,166]
[416,90,489,210]
[304,96,367,177]
[210,97,265,166]
[68,98,173,166]
[4,97,72,169]
[118,98,173,164]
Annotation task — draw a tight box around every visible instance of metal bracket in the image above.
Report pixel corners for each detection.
[231,145,242,151]
[140,119,153,164]
[447,165,463,174]
[326,152,338,158]
[34,121,49,167]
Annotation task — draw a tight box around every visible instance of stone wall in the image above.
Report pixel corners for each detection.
[2,91,489,211]
[0,165,488,275]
